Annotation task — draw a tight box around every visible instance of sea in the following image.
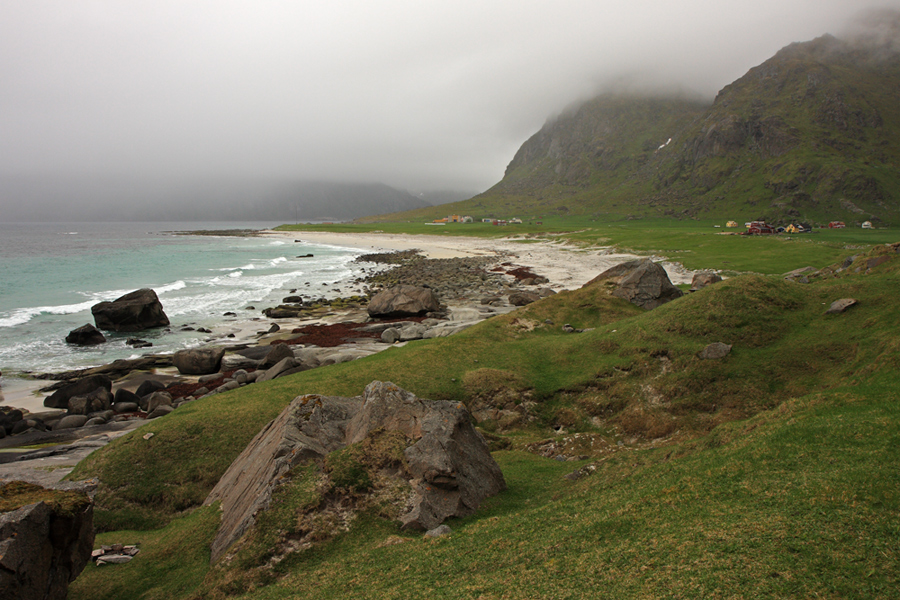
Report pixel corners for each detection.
[0,221,372,379]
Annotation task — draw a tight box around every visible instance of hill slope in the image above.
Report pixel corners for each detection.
[365,26,900,226]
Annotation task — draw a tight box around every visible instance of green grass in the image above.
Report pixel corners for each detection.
[67,241,900,599]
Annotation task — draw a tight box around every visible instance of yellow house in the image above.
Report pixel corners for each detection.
[785,224,800,233]
[726,221,738,228]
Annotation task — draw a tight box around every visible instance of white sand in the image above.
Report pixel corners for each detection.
[262,230,694,290]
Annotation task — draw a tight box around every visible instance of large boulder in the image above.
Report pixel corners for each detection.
[67,387,113,415]
[91,288,169,332]
[259,343,295,370]
[204,381,505,562]
[0,481,94,600]
[689,271,723,292]
[173,346,226,375]
[367,285,440,318]
[64,324,106,346]
[584,258,683,310]
[44,375,112,410]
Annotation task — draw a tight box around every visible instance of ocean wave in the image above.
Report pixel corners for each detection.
[0,298,98,328]
[156,280,187,294]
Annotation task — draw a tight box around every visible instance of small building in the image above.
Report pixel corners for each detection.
[726,220,738,228]
[509,217,523,224]
[744,221,775,235]
[862,221,874,229]
[828,221,846,229]
[785,224,801,234]
[482,218,493,223]
[461,216,474,223]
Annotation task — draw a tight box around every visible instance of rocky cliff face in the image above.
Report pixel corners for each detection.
[476,22,900,225]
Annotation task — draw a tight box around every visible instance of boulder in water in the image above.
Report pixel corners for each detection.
[91,288,169,332]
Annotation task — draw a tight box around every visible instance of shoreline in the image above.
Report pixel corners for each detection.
[1,230,694,416]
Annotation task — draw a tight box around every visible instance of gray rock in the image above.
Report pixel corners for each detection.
[147,405,175,419]
[146,392,173,414]
[112,401,139,414]
[65,323,107,346]
[259,343,295,369]
[173,346,226,375]
[584,258,683,310]
[113,388,141,406]
[91,288,169,332]
[134,379,167,399]
[398,323,428,341]
[204,381,505,562]
[699,342,732,360]
[54,415,89,430]
[508,291,540,306]
[84,417,107,427]
[381,328,401,343]
[367,285,441,318]
[826,298,858,314]
[689,271,723,292]
[254,357,301,383]
[425,524,452,538]
[0,484,94,600]
[44,375,112,410]
[220,354,261,371]
[215,380,241,394]
[67,387,113,415]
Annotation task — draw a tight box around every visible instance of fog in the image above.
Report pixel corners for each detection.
[0,1,895,211]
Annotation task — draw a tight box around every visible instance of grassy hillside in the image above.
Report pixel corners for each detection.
[67,240,900,599]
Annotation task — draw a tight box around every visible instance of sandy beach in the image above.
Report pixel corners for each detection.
[261,229,694,290]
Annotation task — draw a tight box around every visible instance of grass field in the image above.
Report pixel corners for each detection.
[65,227,900,599]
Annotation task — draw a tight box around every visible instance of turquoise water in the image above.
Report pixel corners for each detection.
[0,222,369,374]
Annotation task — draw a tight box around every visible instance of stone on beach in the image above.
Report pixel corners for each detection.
[44,375,112,410]
[584,258,683,310]
[91,288,170,332]
[173,346,226,375]
[367,285,441,318]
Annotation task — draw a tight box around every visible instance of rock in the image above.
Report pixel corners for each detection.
[134,379,166,399]
[147,405,174,419]
[254,357,303,383]
[173,346,226,375]
[259,343,295,369]
[508,291,540,306]
[367,285,441,318]
[113,388,141,406]
[267,323,281,334]
[282,295,303,304]
[84,417,107,427]
[54,415,89,430]
[867,255,891,270]
[584,258,683,310]
[65,324,107,346]
[44,375,112,410]
[204,381,505,562]
[689,271,723,292]
[0,407,24,435]
[425,524,452,538]
[112,401,139,414]
[91,288,170,332]
[381,328,401,343]
[398,323,428,341]
[145,392,173,414]
[126,338,152,348]
[67,387,113,415]
[220,354,261,371]
[537,287,556,297]
[699,342,732,360]
[0,482,94,600]
[826,298,858,314]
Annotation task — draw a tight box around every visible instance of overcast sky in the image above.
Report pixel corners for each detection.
[0,1,894,194]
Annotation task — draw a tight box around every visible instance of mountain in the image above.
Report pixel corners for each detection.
[0,176,429,222]
[365,21,900,226]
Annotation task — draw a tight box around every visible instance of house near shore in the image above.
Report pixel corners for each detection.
[862,221,874,229]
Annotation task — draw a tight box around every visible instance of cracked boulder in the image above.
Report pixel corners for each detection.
[204,381,505,562]
[584,258,683,310]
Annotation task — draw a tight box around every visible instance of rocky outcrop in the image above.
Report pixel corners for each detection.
[508,291,540,306]
[689,271,723,292]
[173,346,226,375]
[0,481,94,600]
[44,375,112,410]
[65,324,106,346]
[91,288,170,332]
[204,381,505,562]
[367,285,441,318]
[584,258,683,310]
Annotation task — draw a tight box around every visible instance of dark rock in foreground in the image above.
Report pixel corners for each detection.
[65,324,106,346]
[44,375,112,410]
[91,288,170,332]
[0,481,94,600]
[367,285,441,318]
[204,381,505,562]
[585,258,683,310]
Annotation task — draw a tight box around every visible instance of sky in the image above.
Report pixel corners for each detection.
[0,1,895,196]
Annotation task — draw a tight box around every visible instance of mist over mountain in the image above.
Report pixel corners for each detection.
[0,176,429,222]
[372,14,900,226]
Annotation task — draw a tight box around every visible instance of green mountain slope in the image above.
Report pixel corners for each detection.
[366,27,900,226]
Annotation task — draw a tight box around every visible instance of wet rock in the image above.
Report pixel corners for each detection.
[65,324,107,346]
[173,346,226,375]
[367,285,441,318]
[44,375,112,410]
[91,288,170,332]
